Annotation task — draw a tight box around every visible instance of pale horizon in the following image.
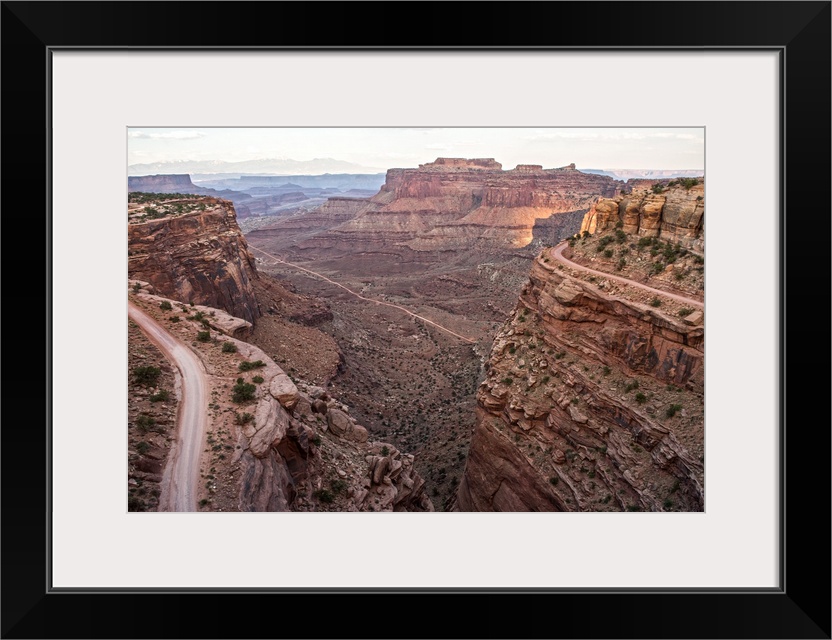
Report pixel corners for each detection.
[128,127,705,174]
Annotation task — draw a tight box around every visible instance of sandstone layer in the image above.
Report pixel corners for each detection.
[128,196,262,323]
[250,159,622,257]
[456,252,704,512]
[581,180,704,250]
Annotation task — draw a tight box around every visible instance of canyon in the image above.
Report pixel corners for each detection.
[127,162,704,512]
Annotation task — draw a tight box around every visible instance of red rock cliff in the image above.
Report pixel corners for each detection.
[456,249,704,512]
[128,196,262,323]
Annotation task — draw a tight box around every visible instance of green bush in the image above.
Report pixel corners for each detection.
[650,297,662,307]
[602,366,611,376]
[136,441,150,455]
[314,489,334,504]
[549,476,559,486]
[149,389,170,403]
[221,341,237,353]
[616,258,626,270]
[132,365,161,386]
[651,184,665,194]
[381,446,390,456]
[679,177,699,190]
[234,412,254,425]
[603,249,614,258]
[196,330,211,342]
[238,360,266,372]
[502,378,513,385]
[231,379,256,404]
[252,375,264,384]
[665,404,683,418]
[624,380,639,393]
[135,414,155,433]
[678,307,693,317]
[159,300,172,311]
[635,392,647,404]
[170,316,180,323]
[132,282,141,293]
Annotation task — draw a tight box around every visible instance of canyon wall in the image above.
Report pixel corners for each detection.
[254,159,622,257]
[128,197,262,323]
[456,252,704,512]
[581,181,704,250]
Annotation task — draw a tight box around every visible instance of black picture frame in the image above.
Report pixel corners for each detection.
[2,2,829,638]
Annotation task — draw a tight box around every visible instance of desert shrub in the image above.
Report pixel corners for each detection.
[149,389,170,403]
[196,330,211,342]
[159,300,172,311]
[170,316,180,323]
[234,412,254,425]
[650,297,662,307]
[549,476,559,486]
[136,441,150,455]
[502,378,513,385]
[132,365,161,386]
[381,446,390,456]
[616,258,626,270]
[624,380,639,393]
[603,249,614,258]
[651,184,664,194]
[238,360,266,372]
[665,404,683,418]
[222,341,237,353]
[314,489,334,504]
[135,414,155,433]
[602,366,611,376]
[232,379,256,404]
[131,282,141,293]
[252,375,264,384]
[635,392,647,404]
[679,177,699,190]
[678,307,693,317]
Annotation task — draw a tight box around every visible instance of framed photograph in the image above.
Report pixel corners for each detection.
[4,1,829,638]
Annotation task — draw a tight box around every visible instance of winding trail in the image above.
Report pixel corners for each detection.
[248,244,478,344]
[129,301,208,512]
[549,242,704,309]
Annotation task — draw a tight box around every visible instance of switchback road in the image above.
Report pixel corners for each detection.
[129,301,209,512]
[549,242,704,309]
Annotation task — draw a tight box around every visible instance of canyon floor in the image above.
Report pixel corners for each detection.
[245,240,538,509]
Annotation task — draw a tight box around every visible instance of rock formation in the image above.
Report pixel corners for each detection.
[456,248,704,512]
[581,180,704,250]
[250,159,622,257]
[128,196,262,323]
[128,174,201,193]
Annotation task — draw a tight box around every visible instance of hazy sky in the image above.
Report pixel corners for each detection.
[128,127,704,171]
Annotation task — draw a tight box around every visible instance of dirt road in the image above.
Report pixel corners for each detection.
[248,244,478,344]
[550,242,704,309]
[129,302,208,512]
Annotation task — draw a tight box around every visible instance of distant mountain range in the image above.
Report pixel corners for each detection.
[128,157,385,177]
[580,168,704,180]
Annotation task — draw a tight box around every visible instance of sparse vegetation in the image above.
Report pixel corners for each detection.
[135,414,155,433]
[132,365,161,386]
[196,330,211,342]
[232,378,256,404]
[665,404,683,418]
[136,441,150,455]
[221,341,238,353]
[159,300,172,311]
[650,297,662,307]
[678,307,693,317]
[239,360,266,372]
[624,380,639,393]
[549,476,559,486]
[252,375,264,384]
[635,392,647,404]
[149,389,170,403]
[234,412,254,425]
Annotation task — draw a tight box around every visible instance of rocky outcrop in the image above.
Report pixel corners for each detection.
[253,159,622,257]
[456,252,704,512]
[128,174,200,193]
[128,197,262,324]
[581,180,704,250]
